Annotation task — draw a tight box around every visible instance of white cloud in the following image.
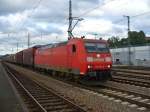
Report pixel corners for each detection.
[103,0,150,15]
[76,19,112,34]
[0,0,150,55]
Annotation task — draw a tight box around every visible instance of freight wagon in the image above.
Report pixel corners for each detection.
[15,51,23,65]
[23,46,41,67]
[3,38,112,81]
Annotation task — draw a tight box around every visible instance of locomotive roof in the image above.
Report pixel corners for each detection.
[71,38,107,43]
[38,41,68,49]
[33,45,43,48]
[37,38,107,50]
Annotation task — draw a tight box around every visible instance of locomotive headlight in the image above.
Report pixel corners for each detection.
[88,65,92,69]
[105,57,112,62]
[108,65,111,68]
[87,57,93,62]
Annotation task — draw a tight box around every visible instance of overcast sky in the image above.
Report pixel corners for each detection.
[0,0,150,55]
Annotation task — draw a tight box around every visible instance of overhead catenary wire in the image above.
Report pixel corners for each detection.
[21,0,43,31]
[77,0,118,18]
[0,0,43,35]
[114,10,150,24]
[1,0,123,36]
[1,1,150,41]
[7,0,43,50]
[56,0,119,27]
[131,10,150,18]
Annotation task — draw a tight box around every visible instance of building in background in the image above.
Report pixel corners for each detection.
[110,45,150,66]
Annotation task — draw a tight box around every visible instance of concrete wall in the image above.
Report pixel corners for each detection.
[110,45,150,66]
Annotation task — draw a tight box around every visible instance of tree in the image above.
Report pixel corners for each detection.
[107,36,120,48]
[107,30,147,48]
[128,30,146,45]
[120,38,128,46]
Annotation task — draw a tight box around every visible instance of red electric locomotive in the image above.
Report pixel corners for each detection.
[35,38,112,81]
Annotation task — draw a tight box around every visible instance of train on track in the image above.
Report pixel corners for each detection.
[3,37,112,81]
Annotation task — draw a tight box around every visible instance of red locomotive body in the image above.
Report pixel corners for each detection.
[35,38,112,80]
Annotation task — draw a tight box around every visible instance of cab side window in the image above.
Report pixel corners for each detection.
[72,44,76,53]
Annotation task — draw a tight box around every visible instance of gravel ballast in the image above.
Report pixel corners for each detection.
[7,63,147,112]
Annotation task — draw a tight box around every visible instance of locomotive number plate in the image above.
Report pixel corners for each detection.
[94,58,104,62]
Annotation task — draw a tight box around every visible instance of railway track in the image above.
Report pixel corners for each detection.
[111,75,150,88]
[113,71,150,80]
[113,68,150,76]
[111,68,150,88]
[50,72,150,111]
[4,65,87,112]
[81,81,150,111]
[113,66,150,71]
[48,72,150,111]
[5,63,150,112]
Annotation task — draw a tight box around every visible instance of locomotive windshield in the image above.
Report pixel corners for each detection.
[85,43,109,53]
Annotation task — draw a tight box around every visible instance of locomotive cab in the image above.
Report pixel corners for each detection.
[84,41,112,80]
[67,38,112,81]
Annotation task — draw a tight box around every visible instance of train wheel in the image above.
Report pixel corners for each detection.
[74,75,80,82]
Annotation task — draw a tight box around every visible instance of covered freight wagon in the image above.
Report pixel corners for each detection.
[15,51,23,65]
[23,45,41,67]
[1,54,15,63]
[8,54,16,63]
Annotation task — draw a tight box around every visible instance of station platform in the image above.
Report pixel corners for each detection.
[0,62,26,112]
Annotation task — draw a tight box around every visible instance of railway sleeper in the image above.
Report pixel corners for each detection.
[40,101,65,106]
[48,108,77,112]
[38,99,64,104]
[40,99,63,103]
[35,96,58,100]
[30,92,52,96]
[31,93,54,97]
[43,102,67,107]
[30,108,42,112]
[43,105,72,111]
